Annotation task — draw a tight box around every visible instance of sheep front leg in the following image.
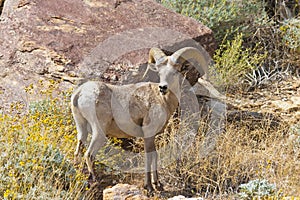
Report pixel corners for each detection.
[151,148,164,191]
[153,166,164,191]
[144,136,156,194]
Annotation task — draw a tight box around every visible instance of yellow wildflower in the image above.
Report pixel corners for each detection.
[19,161,25,166]
[3,189,11,198]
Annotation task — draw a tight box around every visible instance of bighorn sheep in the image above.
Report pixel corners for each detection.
[71,47,209,193]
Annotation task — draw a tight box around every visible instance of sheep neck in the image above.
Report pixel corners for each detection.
[168,78,182,104]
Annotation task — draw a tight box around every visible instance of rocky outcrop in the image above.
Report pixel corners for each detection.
[226,78,300,125]
[0,0,216,110]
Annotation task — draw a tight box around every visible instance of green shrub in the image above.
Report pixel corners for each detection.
[212,33,267,90]
[161,0,267,43]
[237,179,282,200]
[280,17,300,52]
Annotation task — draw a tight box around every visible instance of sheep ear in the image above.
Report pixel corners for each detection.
[146,63,159,72]
[142,63,159,79]
[175,63,184,72]
[148,63,159,72]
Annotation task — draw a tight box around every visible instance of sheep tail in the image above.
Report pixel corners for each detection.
[72,91,80,107]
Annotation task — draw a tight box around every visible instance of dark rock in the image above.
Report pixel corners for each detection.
[0,0,216,110]
[227,110,282,130]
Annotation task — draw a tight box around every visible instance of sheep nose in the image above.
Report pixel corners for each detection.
[159,85,168,95]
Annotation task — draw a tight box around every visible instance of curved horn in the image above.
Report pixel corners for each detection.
[142,48,168,80]
[148,47,167,64]
[170,47,209,80]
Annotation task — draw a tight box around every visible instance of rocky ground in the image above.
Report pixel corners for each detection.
[227,76,300,126]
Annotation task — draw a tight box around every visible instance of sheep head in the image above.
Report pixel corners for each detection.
[147,47,209,95]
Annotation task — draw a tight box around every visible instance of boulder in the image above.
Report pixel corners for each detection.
[0,0,216,110]
[168,195,203,200]
[103,184,148,200]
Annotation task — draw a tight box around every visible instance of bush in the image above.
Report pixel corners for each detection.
[0,80,87,199]
[237,179,281,199]
[212,33,266,90]
[161,0,298,89]
[281,17,300,51]
[161,0,266,43]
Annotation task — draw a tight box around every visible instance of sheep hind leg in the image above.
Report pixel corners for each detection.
[85,122,107,182]
[73,112,88,165]
[85,152,96,181]
[74,140,85,165]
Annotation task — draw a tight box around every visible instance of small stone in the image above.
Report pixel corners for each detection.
[272,100,299,113]
[111,74,118,81]
[48,65,65,73]
[292,82,300,89]
[103,184,148,200]
[168,195,203,200]
[291,96,300,106]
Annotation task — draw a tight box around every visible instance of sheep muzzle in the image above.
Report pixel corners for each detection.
[159,85,168,95]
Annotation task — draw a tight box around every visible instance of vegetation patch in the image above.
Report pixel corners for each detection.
[163,0,299,90]
[212,33,267,90]
[158,118,299,198]
[0,80,87,199]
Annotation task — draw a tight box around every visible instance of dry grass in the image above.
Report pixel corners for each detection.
[115,110,299,199]
[155,114,300,199]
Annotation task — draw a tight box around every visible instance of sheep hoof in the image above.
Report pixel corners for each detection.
[73,157,81,166]
[154,181,164,191]
[88,173,97,182]
[144,184,155,196]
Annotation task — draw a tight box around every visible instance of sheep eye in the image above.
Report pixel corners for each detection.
[181,65,188,72]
